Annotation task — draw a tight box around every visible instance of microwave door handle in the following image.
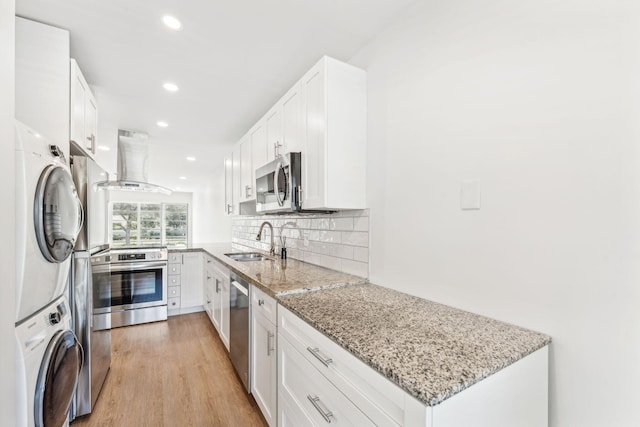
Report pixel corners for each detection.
[275,161,285,207]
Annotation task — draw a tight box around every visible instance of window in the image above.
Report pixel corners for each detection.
[110,202,189,247]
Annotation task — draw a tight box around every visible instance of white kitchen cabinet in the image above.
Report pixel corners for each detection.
[70,59,98,155]
[278,306,549,427]
[251,287,277,426]
[167,251,204,315]
[224,153,234,215]
[208,256,231,351]
[15,18,70,153]
[251,119,269,182]
[300,56,367,210]
[239,134,253,203]
[265,82,303,163]
[232,145,241,215]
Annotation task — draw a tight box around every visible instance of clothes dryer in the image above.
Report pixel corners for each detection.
[15,295,83,427]
[15,121,84,323]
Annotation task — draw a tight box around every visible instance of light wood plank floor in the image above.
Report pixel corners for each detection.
[72,312,268,427]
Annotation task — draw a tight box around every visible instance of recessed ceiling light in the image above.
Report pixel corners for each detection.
[97,145,111,151]
[163,82,179,92]
[186,156,196,161]
[162,15,182,31]
[179,176,187,180]
[157,121,169,128]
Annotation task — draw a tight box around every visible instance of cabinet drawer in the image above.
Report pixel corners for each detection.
[168,297,180,309]
[168,286,181,298]
[168,252,183,264]
[279,334,374,426]
[168,264,181,275]
[168,275,181,287]
[252,285,276,324]
[279,306,404,426]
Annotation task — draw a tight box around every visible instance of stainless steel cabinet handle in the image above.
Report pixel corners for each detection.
[207,259,212,264]
[245,185,252,198]
[215,279,220,293]
[307,395,333,423]
[267,331,275,356]
[227,204,233,214]
[306,347,333,367]
[207,275,211,280]
[258,299,264,306]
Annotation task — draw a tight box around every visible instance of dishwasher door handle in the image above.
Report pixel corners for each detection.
[231,280,249,296]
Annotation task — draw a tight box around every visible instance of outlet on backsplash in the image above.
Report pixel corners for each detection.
[231,210,369,278]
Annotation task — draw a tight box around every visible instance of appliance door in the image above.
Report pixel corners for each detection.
[35,164,84,262]
[230,275,250,392]
[255,153,300,213]
[35,329,82,427]
[96,262,167,312]
[70,250,111,420]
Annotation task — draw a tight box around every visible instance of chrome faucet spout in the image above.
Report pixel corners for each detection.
[256,221,276,256]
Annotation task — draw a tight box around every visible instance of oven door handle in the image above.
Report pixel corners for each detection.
[109,262,168,272]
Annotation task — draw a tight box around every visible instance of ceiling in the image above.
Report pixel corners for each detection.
[16,0,415,192]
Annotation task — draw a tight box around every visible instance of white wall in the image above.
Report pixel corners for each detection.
[192,164,231,244]
[1,0,15,423]
[350,1,640,426]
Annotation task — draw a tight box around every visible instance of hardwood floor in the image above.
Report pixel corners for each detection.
[72,312,268,427]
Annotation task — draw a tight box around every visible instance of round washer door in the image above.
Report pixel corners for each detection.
[34,165,83,263]
[35,329,82,427]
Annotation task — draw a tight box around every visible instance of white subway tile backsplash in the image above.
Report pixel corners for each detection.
[231,209,369,278]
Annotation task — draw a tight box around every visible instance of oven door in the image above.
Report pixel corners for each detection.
[256,152,301,213]
[95,262,167,312]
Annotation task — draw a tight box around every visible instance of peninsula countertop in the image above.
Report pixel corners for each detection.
[277,283,551,407]
[168,243,367,297]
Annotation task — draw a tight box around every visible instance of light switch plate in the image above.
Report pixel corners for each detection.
[460,180,481,210]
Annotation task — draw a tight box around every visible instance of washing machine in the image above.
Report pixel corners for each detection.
[15,120,84,324]
[16,295,83,427]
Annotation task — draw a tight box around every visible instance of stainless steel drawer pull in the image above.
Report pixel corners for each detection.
[307,347,333,367]
[307,395,333,423]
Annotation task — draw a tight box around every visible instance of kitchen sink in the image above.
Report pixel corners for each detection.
[225,252,274,262]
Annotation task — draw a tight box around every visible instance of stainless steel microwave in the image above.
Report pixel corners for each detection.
[255,152,302,214]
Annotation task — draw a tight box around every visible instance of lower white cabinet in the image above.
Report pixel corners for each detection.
[206,255,230,351]
[251,287,277,427]
[168,251,204,315]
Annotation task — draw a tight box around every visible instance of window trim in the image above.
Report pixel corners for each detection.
[109,201,189,248]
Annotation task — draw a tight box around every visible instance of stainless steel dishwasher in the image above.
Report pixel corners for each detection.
[230,272,251,392]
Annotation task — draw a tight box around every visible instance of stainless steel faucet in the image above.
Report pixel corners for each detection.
[256,221,276,256]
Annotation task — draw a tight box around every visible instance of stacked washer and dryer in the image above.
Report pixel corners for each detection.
[14,121,84,427]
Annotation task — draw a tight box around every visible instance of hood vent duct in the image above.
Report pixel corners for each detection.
[96,130,172,195]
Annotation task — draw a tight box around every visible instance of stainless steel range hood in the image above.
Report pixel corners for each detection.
[96,130,172,195]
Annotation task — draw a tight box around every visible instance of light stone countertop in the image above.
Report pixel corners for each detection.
[168,243,367,297]
[277,283,551,407]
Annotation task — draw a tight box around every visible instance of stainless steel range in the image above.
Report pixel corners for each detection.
[94,246,168,328]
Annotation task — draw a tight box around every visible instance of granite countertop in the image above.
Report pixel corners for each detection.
[278,283,551,407]
[169,243,366,297]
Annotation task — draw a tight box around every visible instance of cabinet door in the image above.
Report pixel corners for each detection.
[251,120,268,183]
[301,61,326,209]
[239,135,252,202]
[180,252,203,308]
[220,275,230,351]
[251,310,277,426]
[70,62,87,148]
[265,105,282,162]
[232,145,241,215]
[281,83,303,154]
[84,92,97,153]
[211,273,222,331]
[224,153,233,215]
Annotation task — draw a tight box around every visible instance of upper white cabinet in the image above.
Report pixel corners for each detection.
[239,134,253,203]
[15,18,70,153]
[301,56,366,210]
[224,153,233,215]
[226,55,366,213]
[70,59,98,155]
